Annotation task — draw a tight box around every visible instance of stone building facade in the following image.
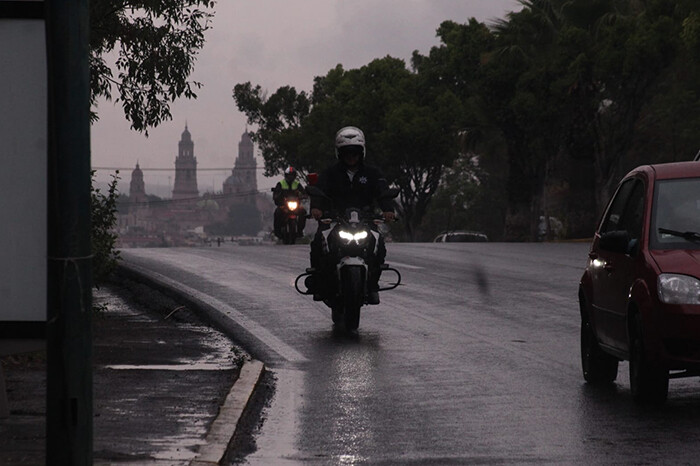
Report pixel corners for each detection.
[171,125,199,200]
[116,126,273,247]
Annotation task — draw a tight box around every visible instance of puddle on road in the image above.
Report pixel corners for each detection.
[93,286,243,465]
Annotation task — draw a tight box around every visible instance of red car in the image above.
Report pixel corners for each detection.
[579,161,700,404]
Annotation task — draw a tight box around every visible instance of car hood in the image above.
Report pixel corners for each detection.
[651,249,700,277]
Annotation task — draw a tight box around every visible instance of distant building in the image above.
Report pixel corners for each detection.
[171,125,198,200]
[116,126,274,247]
[129,162,147,205]
[224,131,257,201]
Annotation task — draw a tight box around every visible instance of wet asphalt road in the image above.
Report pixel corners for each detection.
[121,242,700,465]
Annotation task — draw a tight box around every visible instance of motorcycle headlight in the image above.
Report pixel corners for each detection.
[658,274,700,305]
[287,201,298,210]
[338,230,368,243]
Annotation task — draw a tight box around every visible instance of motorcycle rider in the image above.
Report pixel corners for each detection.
[273,166,307,239]
[309,126,396,304]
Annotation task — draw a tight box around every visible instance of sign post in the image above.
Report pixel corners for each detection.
[45,0,94,462]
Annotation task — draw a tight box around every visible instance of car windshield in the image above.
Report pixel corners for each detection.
[651,177,700,250]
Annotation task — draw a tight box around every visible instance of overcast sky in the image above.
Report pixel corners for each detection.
[91,0,520,195]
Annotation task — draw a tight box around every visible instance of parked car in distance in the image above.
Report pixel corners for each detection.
[579,161,700,404]
[433,231,489,243]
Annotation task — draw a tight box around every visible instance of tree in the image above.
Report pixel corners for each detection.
[417,153,483,239]
[234,57,464,240]
[91,170,121,289]
[90,0,215,133]
[88,1,214,289]
[232,82,312,176]
[475,0,687,237]
[461,3,566,240]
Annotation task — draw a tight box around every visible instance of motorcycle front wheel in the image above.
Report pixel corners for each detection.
[340,266,364,331]
[284,220,297,245]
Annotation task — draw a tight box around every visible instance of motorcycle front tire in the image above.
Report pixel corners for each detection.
[284,220,297,245]
[341,266,364,331]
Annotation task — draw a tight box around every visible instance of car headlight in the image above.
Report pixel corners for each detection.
[658,274,700,305]
[338,230,368,243]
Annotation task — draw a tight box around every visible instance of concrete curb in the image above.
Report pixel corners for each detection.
[114,263,268,464]
[190,360,266,466]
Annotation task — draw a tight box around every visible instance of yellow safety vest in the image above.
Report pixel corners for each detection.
[280,179,300,191]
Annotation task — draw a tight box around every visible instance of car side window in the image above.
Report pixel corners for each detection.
[619,181,645,241]
[600,179,636,234]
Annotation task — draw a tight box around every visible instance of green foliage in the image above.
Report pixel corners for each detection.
[234,56,464,240]
[91,171,121,288]
[236,0,700,241]
[232,82,312,176]
[90,0,215,133]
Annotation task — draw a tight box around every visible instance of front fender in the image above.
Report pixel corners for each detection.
[337,261,367,300]
[337,256,368,270]
[629,277,659,356]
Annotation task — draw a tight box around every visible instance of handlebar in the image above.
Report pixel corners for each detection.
[315,211,395,224]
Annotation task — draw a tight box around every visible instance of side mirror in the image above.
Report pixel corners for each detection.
[599,230,634,255]
[307,172,319,186]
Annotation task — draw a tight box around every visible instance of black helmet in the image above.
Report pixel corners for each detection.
[284,166,297,181]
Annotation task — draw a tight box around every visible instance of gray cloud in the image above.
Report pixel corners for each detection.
[92,0,519,193]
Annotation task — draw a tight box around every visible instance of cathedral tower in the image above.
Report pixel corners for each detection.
[223,130,257,201]
[172,124,199,200]
[129,162,147,205]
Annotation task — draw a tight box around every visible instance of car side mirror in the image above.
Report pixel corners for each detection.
[599,230,635,255]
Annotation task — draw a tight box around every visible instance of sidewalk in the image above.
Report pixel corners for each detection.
[0,272,267,465]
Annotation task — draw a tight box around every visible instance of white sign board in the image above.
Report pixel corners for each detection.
[0,19,47,327]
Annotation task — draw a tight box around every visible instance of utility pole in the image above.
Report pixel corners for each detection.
[46,0,93,463]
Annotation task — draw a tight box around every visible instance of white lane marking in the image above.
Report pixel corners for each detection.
[386,261,423,270]
[245,368,304,465]
[127,263,308,364]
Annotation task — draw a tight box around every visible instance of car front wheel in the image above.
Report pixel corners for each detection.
[581,318,618,384]
[629,313,669,404]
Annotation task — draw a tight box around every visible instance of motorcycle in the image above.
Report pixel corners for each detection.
[272,187,305,245]
[294,186,401,331]
[280,195,302,244]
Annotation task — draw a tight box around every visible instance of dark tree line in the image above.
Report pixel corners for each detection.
[234,0,700,241]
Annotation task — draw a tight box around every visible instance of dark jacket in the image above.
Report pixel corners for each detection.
[310,162,394,214]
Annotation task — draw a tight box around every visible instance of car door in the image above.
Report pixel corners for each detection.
[591,179,644,349]
[604,180,645,349]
